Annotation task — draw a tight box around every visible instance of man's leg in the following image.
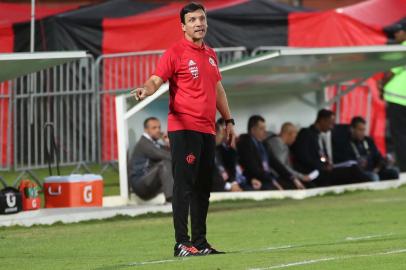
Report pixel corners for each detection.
[132,165,161,200]
[330,166,370,185]
[158,160,174,201]
[169,131,202,245]
[276,177,296,190]
[387,102,406,172]
[362,170,380,182]
[191,133,215,249]
[261,180,280,190]
[313,170,332,187]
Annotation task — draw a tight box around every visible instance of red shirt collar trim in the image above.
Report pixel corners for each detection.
[182,37,206,50]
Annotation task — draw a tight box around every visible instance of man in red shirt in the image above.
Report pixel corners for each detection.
[132,2,235,257]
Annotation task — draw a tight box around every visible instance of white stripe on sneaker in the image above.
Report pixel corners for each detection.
[199,248,210,255]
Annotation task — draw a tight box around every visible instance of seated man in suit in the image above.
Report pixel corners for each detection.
[292,109,370,187]
[212,119,246,192]
[237,115,304,190]
[347,116,399,181]
[128,117,173,202]
[265,122,312,186]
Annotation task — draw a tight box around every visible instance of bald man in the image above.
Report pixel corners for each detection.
[265,122,311,185]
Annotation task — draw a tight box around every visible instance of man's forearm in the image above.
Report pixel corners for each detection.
[141,75,164,97]
[216,86,232,119]
[143,79,159,96]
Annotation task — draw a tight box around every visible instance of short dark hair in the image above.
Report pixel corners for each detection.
[350,116,366,128]
[384,22,406,39]
[143,117,159,128]
[248,115,265,133]
[180,2,206,24]
[316,109,334,122]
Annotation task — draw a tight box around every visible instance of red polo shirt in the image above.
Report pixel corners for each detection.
[154,38,222,135]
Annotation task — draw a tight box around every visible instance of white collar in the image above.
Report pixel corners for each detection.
[143,133,161,148]
[143,133,153,142]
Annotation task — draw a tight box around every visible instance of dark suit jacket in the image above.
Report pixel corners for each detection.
[341,136,384,170]
[217,143,238,181]
[128,136,171,181]
[237,134,293,184]
[331,124,351,163]
[331,124,384,170]
[292,125,326,173]
[212,147,228,192]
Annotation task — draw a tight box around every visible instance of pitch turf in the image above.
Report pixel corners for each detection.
[1,186,406,270]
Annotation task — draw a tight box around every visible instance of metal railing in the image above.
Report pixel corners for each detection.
[215,47,248,65]
[0,81,12,171]
[327,80,373,134]
[251,46,290,56]
[12,55,97,171]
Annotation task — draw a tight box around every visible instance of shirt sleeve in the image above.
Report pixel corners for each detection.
[213,51,222,82]
[154,49,176,82]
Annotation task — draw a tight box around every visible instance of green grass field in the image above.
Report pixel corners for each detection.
[1,186,406,270]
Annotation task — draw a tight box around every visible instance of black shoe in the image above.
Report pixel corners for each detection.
[174,243,200,257]
[197,244,225,255]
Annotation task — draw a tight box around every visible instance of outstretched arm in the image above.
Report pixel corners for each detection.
[131,75,164,101]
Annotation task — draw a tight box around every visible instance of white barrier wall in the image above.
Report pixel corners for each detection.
[226,91,319,134]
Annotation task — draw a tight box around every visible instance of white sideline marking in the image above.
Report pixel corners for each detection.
[369,197,406,203]
[241,233,395,255]
[264,245,296,251]
[249,257,337,270]
[382,249,406,255]
[248,248,406,270]
[122,233,397,268]
[345,233,394,241]
[243,245,298,253]
[127,258,188,266]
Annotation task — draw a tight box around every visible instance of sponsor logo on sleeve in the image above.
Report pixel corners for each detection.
[209,57,216,66]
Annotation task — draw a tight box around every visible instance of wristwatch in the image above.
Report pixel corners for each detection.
[225,118,235,126]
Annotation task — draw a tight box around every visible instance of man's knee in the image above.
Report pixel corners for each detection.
[156,160,171,171]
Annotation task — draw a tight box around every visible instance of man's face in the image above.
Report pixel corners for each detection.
[182,9,207,41]
[394,30,406,43]
[351,122,366,141]
[286,127,298,146]
[251,121,267,142]
[320,115,335,132]
[144,119,161,140]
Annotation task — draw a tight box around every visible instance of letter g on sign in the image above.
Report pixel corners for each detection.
[83,185,93,203]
